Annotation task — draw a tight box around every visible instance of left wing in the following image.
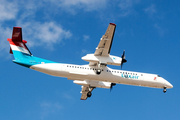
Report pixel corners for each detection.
[73,80,112,100]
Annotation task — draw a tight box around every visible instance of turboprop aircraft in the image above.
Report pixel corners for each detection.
[7,23,173,100]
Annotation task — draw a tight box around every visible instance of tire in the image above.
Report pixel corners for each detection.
[163,89,166,93]
[96,69,101,75]
[87,92,92,97]
[163,87,167,93]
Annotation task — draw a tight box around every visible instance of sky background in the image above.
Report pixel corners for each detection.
[0,0,180,120]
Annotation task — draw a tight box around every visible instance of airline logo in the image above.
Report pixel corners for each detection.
[121,74,139,79]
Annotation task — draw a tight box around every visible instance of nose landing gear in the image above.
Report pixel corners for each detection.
[163,87,167,93]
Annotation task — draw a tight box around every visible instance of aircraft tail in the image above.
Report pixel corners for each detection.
[7,27,56,68]
[7,27,34,67]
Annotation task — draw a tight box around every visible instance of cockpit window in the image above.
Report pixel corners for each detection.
[157,75,160,77]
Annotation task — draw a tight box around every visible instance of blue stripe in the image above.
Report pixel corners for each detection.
[12,50,57,68]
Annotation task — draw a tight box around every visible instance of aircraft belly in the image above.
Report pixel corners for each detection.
[66,71,164,88]
[30,64,165,89]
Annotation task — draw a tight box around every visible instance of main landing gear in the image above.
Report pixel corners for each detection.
[87,91,92,97]
[87,87,95,98]
[163,87,167,93]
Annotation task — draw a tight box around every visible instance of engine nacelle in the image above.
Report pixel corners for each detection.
[73,80,111,89]
[82,54,122,66]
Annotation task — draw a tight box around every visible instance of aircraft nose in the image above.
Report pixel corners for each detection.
[159,77,173,88]
[166,81,173,88]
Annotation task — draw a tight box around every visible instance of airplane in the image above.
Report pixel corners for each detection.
[7,23,173,100]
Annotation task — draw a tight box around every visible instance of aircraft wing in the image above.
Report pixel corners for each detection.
[89,23,116,66]
[74,80,112,100]
[94,23,116,56]
[80,86,95,100]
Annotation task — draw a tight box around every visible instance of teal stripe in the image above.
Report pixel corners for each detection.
[12,50,57,68]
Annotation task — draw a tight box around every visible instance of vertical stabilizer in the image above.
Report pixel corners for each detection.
[7,27,56,68]
[7,27,32,56]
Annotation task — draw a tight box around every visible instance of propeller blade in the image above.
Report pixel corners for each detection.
[121,50,125,59]
[121,50,127,69]
[110,83,116,92]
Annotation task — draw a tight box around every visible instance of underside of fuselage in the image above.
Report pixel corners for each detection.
[29,63,172,89]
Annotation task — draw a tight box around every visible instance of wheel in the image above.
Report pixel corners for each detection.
[163,87,167,93]
[87,92,92,97]
[96,69,101,75]
[163,89,166,93]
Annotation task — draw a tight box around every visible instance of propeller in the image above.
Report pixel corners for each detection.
[110,83,116,92]
[121,50,127,69]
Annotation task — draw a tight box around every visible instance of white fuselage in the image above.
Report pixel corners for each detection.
[30,63,173,89]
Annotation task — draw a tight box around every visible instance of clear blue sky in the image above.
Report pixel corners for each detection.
[0,0,179,120]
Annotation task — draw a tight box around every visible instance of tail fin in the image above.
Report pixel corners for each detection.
[7,27,34,67]
[7,27,56,68]
[7,27,32,56]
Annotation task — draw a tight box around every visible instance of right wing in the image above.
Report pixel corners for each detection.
[94,23,116,57]
[89,23,116,66]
